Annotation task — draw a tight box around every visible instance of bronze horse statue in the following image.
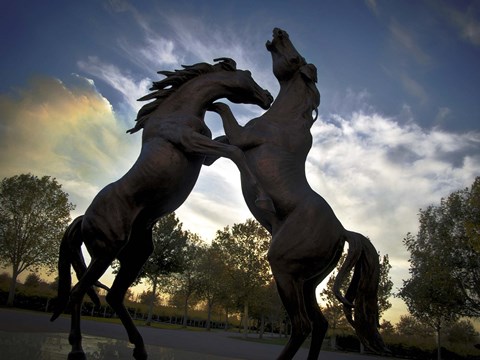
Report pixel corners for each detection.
[50,58,274,360]
[208,29,388,359]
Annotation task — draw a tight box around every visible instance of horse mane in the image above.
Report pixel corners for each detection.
[127,58,236,134]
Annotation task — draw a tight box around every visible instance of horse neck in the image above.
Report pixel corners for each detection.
[161,74,234,118]
[268,74,314,123]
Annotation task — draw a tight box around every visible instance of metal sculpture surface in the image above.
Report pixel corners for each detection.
[50,58,274,360]
[208,28,388,359]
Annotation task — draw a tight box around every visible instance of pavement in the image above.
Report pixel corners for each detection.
[0,308,392,360]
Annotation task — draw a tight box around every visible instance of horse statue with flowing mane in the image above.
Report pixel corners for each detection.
[208,29,389,359]
[50,57,274,360]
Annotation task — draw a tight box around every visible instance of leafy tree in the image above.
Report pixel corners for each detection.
[377,254,393,317]
[398,177,480,360]
[213,219,271,337]
[400,231,462,360]
[465,177,480,253]
[459,177,480,313]
[399,214,465,359]
[195,245,230,330]
[167,232,203,327]
[445,319,478,344]
[0,174,74,306]
[138,290,161,307]
[249,279,286,339]
[24,273,42,288]
[405,178,480,317]
[379,320,395,337]
[395,315,433,337]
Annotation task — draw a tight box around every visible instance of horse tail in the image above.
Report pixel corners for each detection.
[50,216,109,321]
[333,231,388,354]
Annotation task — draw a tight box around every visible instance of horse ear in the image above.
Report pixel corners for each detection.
[300,64,317,83]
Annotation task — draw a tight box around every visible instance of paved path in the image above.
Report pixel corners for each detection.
[0,308,391,360]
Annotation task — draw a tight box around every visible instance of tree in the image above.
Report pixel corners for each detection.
[398,178,480,359]
[395,315,433,338]
[0,174,75,306]
[377,254,393,317]
[406,178,480,317]
[167,232,203,328]
[24,273,42,288]
[399,215,466,359]
[249,279,285,339]
[213,219,271,338]
[459,177,480,313]
[379,320,395,337]
[465,177,480,253]
[195,245,230,331]
[445,319,478,344]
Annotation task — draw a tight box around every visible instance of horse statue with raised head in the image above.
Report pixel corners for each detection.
[208,29,389,359]
[50,57,274,360]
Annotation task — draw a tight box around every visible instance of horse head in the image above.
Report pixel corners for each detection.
[213,58,273,110]
[266,28,312,82]
[266,28,320,120]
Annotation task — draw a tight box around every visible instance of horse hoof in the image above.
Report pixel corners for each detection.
[133,347,148,360]
[68,350,86,360]
[255,197,276,214]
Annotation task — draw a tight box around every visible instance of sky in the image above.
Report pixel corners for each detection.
[1,0,479,325]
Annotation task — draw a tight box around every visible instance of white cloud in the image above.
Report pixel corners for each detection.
[0,75,139,215]
[305,109,479,313]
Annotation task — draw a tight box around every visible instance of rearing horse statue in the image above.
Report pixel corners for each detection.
[208,29,388,359]
[50,58,274,360]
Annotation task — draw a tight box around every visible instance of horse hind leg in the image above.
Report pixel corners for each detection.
[304,278,329,360]
[105,229,154,360]
[272,271,312,360]
[68,255,115,360]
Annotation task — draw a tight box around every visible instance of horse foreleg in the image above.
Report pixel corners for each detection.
[208,103,247,146]
[181,131,275,213]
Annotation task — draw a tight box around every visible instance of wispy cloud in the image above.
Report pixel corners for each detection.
[117,35,180,70]
[399,71,428,104]
[443,2,480,46]
[365,0,379,16]
[165,15,276,92]
[78,56,151,113]
[389,19,431,65]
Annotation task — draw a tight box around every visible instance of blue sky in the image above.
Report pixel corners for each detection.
[1,0,479,323]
